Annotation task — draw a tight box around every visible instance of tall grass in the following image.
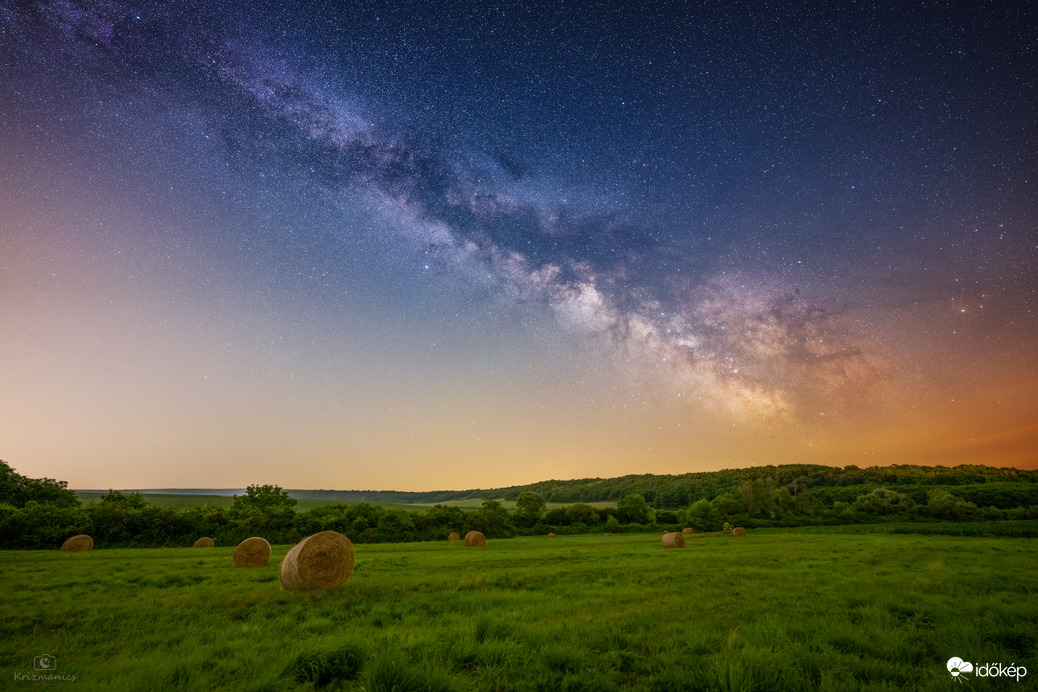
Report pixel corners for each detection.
[1,531,1035,690]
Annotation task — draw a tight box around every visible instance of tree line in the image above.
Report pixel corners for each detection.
[262,463,1038,508]
[2,460,1037,549]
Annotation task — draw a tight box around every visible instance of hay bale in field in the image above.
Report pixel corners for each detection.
[682,527,694,535]
[60,534,93,552]
[447,532,460,541]
[280,531,355,590]
[732,527,747,537]
[193,537,215,548]
[233,537,271,567]
[464,530,486,547]
[547,532,556,538]
[661,532,686,548]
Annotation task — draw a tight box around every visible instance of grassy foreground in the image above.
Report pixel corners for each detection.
[1,531,1035,691]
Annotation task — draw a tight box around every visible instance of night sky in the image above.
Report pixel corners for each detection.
[2,0,1036,491]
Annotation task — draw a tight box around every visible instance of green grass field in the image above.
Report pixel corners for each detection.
[74,492,361,513]
[2,530,1034,690]
[73,491,440,513]
[74,492,615,513]
[405,498,615,511]
[77,491,237,509]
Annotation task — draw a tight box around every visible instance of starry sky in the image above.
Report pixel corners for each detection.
[1,0,1036,491]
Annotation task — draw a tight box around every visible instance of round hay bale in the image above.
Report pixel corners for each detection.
[464,530,486,547]
[447,532,460,542]
[193,537,215,548]
[682,527,694,535]
[661,532,686,548]
[605,532,612,536]
[233,537,271,567]
[732,527,747,537]
[279,531,354,590]
[60,534,93,552]
[547,532,556,538]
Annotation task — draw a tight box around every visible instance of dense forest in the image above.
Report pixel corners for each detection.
[2,460,1037,549]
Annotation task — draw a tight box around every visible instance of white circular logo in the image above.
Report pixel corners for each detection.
[947,657,974,678]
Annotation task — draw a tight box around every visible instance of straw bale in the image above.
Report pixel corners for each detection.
[732,527,747,537]
[661,532,686,548]
[464,530,486,547]
[233,537,271,567]
[193,537,215,548]
[547,532,556,538]
[60,534,93,552]
[682,527,694,535]
[447,532,460,541]
[279,531,355,590]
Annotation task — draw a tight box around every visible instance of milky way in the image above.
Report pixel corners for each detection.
[1,1,1035,489]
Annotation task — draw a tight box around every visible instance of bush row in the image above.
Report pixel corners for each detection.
[3,487,1038,550]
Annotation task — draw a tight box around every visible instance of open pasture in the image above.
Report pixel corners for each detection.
[2,531,1034,690]
[74,492,352,513]
[74,491,616,513]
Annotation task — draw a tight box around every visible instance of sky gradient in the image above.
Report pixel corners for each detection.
[2,0,1036,491]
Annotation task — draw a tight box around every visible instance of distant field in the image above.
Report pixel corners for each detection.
[77,491,235,509]
[405,498,616,511]
[74,491,615,513]
[75,492,366,513]
[2,529,1035,690]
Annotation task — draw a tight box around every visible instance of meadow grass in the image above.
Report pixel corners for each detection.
[404,498,616,511]
[1,530,1034,690]
[74,492,353,512]
[74,492,616,512]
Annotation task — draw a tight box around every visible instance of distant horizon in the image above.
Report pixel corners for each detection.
[68,459,1038,498]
